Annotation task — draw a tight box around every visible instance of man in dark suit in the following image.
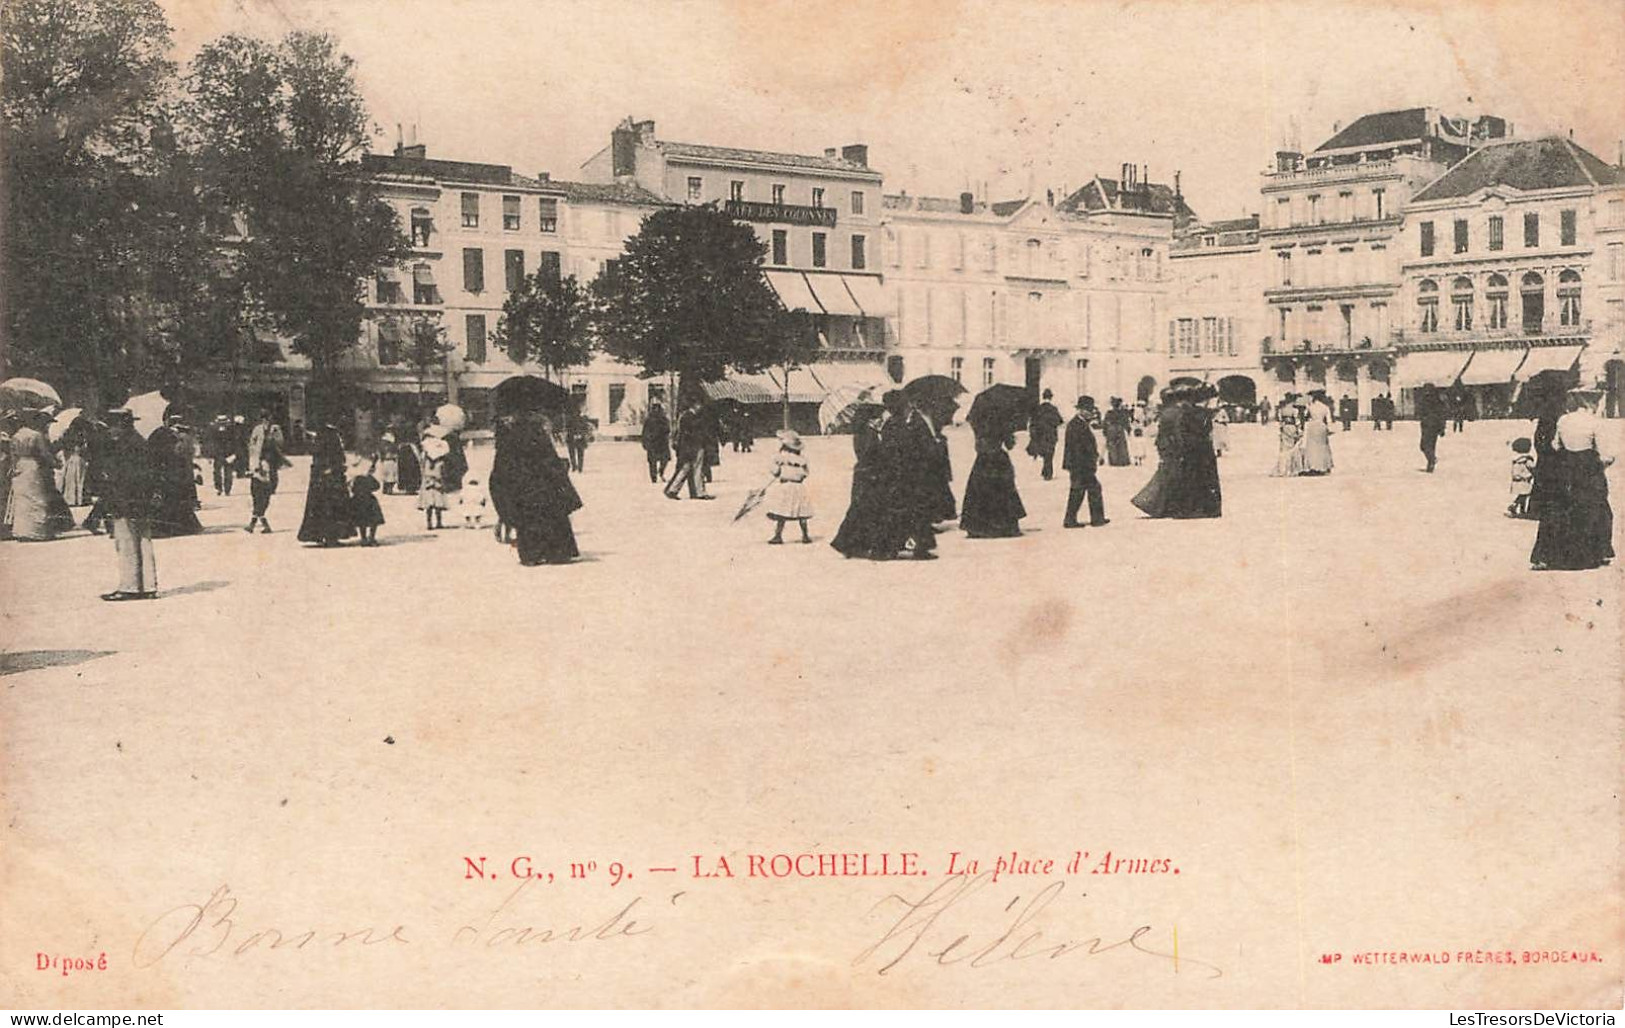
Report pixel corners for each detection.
[641,401,670,483]
[663,398,714,500]
[1026,388,1064,480]
[1062,395,1108,528]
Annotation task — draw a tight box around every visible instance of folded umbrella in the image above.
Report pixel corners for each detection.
[0,377,62,412]
[733,482,772,523]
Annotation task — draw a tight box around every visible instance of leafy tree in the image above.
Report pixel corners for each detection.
[592,203,806,396]
[402,315,452,415]
[0,0,186,405]
[185,31,410,421]
[493,271,595,382]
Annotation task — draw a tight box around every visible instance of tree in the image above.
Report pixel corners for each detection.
[185,31,410,422]
[493,271,595,382]
[0,0,186,404]
[402,315,452,415]
[592,204,807,397]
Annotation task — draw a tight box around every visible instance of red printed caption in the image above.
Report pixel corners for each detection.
[36,951,108,976]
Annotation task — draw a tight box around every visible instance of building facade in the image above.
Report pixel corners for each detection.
[1165,215,1268,406]
[1394,136,1624,416]
[1257,108,1507,415]
[880,166,1181,407]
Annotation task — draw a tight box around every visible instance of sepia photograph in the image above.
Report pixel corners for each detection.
[1,0,1621,1015]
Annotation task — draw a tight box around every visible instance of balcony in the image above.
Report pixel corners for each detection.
[725,199,837,228]
[1261,336,1394,357]
[1261,153,1436,189]
[1394,320,1592,350]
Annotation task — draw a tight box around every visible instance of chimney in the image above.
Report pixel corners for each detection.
[1046,188,1054,206]
[960,191,974,214]
[1174,170,1181,197]
[395,141,426,160]
[612,118,638,179]
[633,119,656,143]
[1332,120,1341,136]
[825,147,838,159]
[1120,162,1132,187]
[537,171,551,182]
[1141,164,1149,192]
[841,144,868,167]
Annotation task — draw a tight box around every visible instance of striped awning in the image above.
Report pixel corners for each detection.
[1456,347,1525,386]
[765,270,822,313]
[1394,349,1472,387]
[805,274,863,317]
[767,368,827,403]
[1515,344,1584,379]
[702,374,779,404]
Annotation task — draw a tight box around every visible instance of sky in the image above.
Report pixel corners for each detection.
[159,0,1625,222]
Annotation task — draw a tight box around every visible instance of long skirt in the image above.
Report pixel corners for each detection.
[960,450,1026,538]
[515,510,579,565]
[396,448,421,493]
[150,476,203,537]
[297,475,357,544]
[1531,451,1614,570]
[831,468,892,559]
[378,456,399,487]
[1301,420,1334,474]
[1132,453,1222,519]
[1104,427,1132,467]
[60,451,89,505]
[5,458,60,540]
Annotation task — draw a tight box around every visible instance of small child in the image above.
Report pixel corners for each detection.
[764,429,813,544]
[459,476,489,529]
[1507,437,1535,518]
[419,437,449,530]
[350,464,385,546]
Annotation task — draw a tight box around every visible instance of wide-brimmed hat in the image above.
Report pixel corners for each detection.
[776,429,804,451]
[105,407,135,425]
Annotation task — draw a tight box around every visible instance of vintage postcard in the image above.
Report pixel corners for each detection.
[1,0,1621,1012]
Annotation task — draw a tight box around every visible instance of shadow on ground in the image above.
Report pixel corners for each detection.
[2,650,116,676]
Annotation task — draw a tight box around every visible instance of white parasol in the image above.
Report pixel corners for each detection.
[0,377,62,412]
[124,391,170,439]
[48,407,84,443]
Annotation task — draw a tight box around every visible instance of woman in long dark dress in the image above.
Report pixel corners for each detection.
[1531,393,1614,570]
[297,425,357,546]
[146,418,203,538]
[1103,399,1133,466]
[489,412,581,566]
[395,436,422,494]
[831,409,890,559]
[1132,388,1223,519]
[960,431,1026,538]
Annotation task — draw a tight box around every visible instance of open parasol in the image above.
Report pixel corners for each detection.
[434,403,467,432]
[0,377,62,412]
[124,391,170,439]
[819,383,887,433]
[48,407,84,443]
[966,383,1035,438]
[491,375,570,416]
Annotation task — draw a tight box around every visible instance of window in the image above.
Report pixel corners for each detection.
[1524,212,1539,247]
[1560,209,1577,246]
[465,314,486,362]
[1558,269,1582,326]
[917,232,931,269]
[1373,188,1385,220]
[1521,271,1544,333]
[686,176,702,201]
[504,249,525,292]
[1487,274,1509,329]
[461,192,479,228]
[648,383,666,407]
[412,264,440,305]
[1278,307,1291,343]
[1202,316,1220,354]
[812,232,827,268]
[1338,191,1353,222]
[410,208,433,247]
[1612,198,1625,228]
[375,275,403,305]
[771,230,787,266]
[462,248,484,292]
[539,250,561,284]
[851,234,867,270]
[1453,219,1468,254]
[729,180,744,202]
[1417,279,1439,334]
[502,195,521,231]
[812,187,825,209]
[608,384,626,423]
[376,318,401,365]
[1277,250,1293,287]
[1175,318,1198,355]
[981,357,995,388]
[1489,215,1504,251]
[772,183,785,206]
[1610,242,1624,282]
[1308,194,1321,223]
[950,356,963,384]
[1451,276,1474,331]
[1075,358,1088,394]
[851,191,865,215]
[1275,197,1290,228]
[538,198,558,233]
[1340,304,1354,346]
[1419,221,1435,257]
[570,382,588,411]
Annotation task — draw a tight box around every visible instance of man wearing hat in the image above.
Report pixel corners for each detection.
[100,409,158,600]
[1026,388,1064,480]
[1062,396,1108,528]
[205,414,236,496]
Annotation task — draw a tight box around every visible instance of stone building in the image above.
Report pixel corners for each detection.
[1394,135,1625,416]
[1258,108,1508,415]
[1165,215,1268,407]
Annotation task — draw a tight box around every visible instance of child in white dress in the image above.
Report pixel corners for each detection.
[764,430,813,544]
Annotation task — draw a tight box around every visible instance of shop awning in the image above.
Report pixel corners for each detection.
[841,275,891,317]
[808,362,891,394]
[805,274,863,317]
[1514,344,1584,379]
[1394,349,1472,387]
[765,270,823,314]
[1456,347,1526,385]
[766,368,827,403]
[702,374,780,404]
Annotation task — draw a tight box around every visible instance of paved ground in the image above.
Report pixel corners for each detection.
[2,421,1620,1008]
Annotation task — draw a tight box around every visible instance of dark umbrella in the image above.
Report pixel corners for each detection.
[1512,368,1578,418]
[966,383,1035,438]
[903,374,967,423]
[491,375,570,416]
